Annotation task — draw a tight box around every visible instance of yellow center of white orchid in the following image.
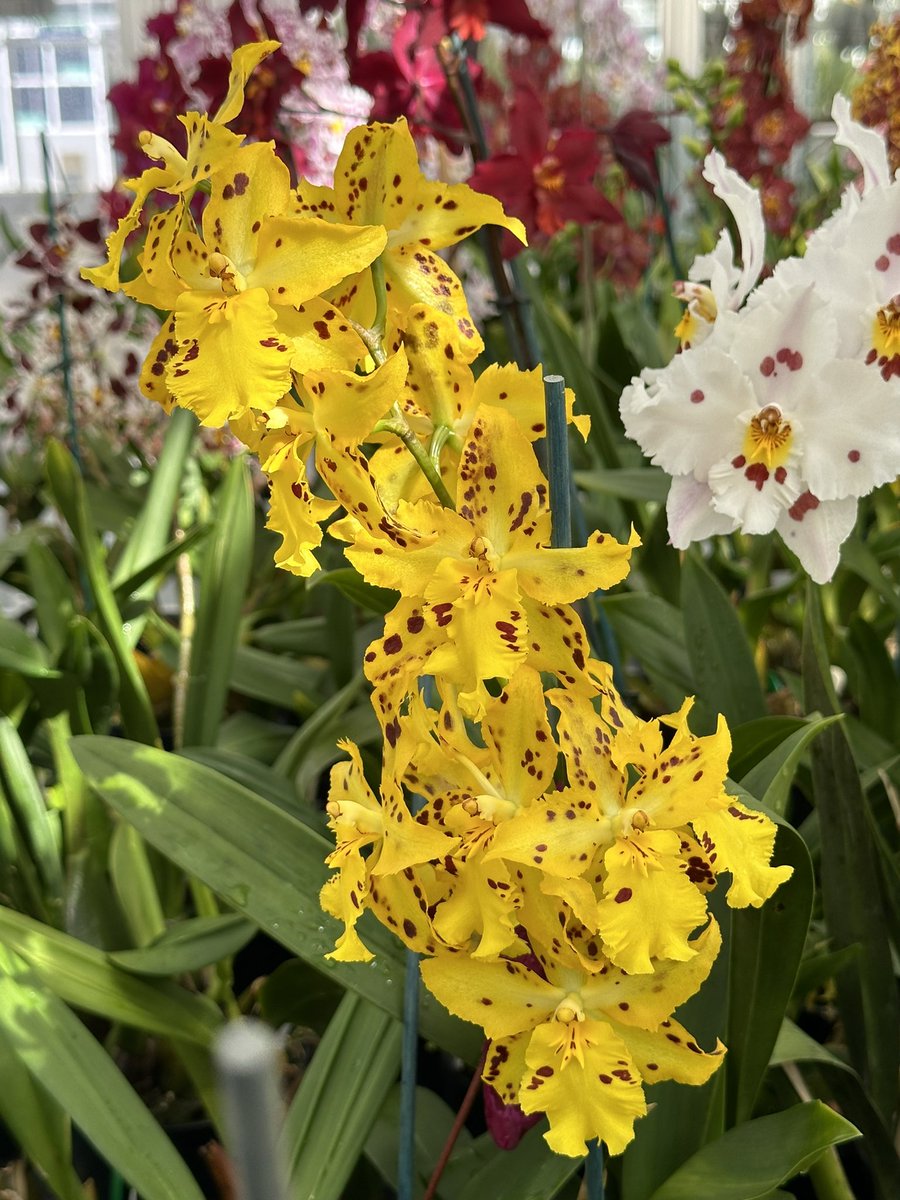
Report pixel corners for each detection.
[673,282,717,348]
[870,298,900,368]
[742,404,793,468]
[208,252,246,295]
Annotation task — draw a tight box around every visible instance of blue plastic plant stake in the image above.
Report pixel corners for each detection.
[398,948,421,1200]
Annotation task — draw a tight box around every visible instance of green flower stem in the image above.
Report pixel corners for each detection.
[428,422,457,466]
[808,1149,857,1200]
[375,415,457,510]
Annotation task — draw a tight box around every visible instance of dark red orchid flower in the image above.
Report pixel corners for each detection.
[607,109,671,197]
[483,1083,542,1149]
[469,84,620,255]
[350,7,469,144]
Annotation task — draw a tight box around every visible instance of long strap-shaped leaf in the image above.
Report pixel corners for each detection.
[0,905,221,1047]
[647,1101,859,1200]
[45,440,160,746]
[182,455,255,748]
[802,582,899,1125]
[0,943,206,1200]
[280,992,401,1199]
[71,734,481,1061]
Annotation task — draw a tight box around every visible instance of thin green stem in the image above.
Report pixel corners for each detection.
[376,414,456,510]
[371,254,388,347]
[428,423,455,467]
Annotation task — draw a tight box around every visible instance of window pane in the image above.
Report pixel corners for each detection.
[12,87,46,127]
[58,86,93,123]
[54,41,91,79]
[10,43,42,78]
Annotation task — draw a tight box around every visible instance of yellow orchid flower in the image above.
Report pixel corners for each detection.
[294,118,526,331]
[333,404,637,718]
[369,304,590,506]
[84,41,280,294]
[421,920,725,1157]
[128,142,386,427]
[320,739,456,962]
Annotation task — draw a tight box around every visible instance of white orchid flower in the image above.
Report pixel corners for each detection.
[674,152,766,348]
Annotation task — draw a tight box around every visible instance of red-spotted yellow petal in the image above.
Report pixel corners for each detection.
[81,166,170,293]
[505,526,640,605]
[484,1033,530,1108]
[481,667,558,809]
[580,919,722,1028]
[596,832,710,974]
[474,364,589,442]
[167,288,292,425]
[264,443,334,577]
[607,1016,725,1086]
[277,300,365,374]
[432,853,522,959]
[692,800,793,907]
[486,790,606,878]
[201,143,291,268]
[320,869,373,963]
[139,314,179,410]
[420,951,563,1041]
[518,1019,647,1157]
[305,347,407,444]
[249,216,387,305]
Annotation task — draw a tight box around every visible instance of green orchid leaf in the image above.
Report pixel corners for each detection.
[0,1022,85,1200]
[726,823,814,1125]
[280,992,401,1200]
[681,554,766,731]
[181,456,254,748]
[229,645,322,714]
[308,567,399,616]
[451,1121,580,1200]
[802,584,899,1125]
[25,540,75,659]
[0,943,205,1200]
[769,1020,854,1073]
[648,1102,859,1200]
[0,716,64,909]
[0,613,60,679]
[0,906,221,1046]
[45,440,159,746]
[740,715,843,817]
[71,735,480,1061]
[109,914,257,977]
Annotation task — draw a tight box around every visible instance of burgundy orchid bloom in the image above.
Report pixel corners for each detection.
[608,109,671,197]
[469,85,620,255]
[350,7,468,144]
[483,1083,542,1150]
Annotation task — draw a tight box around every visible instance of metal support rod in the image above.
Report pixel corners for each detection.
[215,1019,288,1200]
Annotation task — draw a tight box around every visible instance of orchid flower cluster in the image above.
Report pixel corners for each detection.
[85,43,793,1159]
[620,96,900,585]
